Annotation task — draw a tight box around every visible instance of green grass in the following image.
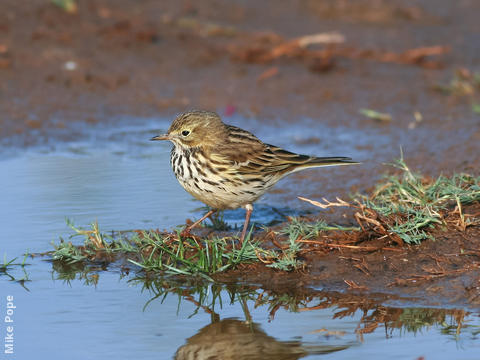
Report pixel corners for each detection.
[256,219,358,271]
[357,158,480,243]
[0,253,31,288]
[51,220,265,277]
[50,219,334,275]
[51,215,360,274]
[51,219,120,264]
[0,254,28,272]
[127,229,259,280]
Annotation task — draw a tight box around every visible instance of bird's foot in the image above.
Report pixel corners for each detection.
[180,228,190,238]
[179,227,204,248]
[179,227,193,239]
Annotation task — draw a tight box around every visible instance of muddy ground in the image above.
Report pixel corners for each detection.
[184,202,478,310]
[2,0,480,307]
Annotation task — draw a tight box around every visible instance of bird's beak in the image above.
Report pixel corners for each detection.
[150,134,170,141]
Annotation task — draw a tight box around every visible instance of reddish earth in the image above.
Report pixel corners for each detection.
[2,0,479,307]
[211,203,480,309]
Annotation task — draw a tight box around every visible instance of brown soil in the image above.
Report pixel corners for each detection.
[213,203,480,309]
[2,0,480,307]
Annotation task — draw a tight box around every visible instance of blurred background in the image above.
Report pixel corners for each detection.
[1,0,479,163]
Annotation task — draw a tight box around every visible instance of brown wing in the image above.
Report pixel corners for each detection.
[209,125,266,165]
[210,125,358,177]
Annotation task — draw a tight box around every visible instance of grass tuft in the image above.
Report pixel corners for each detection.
[357,158,480,243]
[127,230,259,279]
[0,253,31,288]
[258,219,359,270]
[51,220,264,277]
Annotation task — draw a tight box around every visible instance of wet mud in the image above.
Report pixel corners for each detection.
[207,203,480,309]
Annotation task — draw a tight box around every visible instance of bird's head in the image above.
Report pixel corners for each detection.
[151,110,226,149]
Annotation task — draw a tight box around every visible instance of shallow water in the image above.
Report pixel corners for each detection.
[1,117,479,359]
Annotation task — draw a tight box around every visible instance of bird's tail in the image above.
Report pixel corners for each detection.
[288,156,359,174]
[266,145,359,175]
[304,156,359,167]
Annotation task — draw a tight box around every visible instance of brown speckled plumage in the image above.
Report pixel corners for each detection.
[151,110,358,243]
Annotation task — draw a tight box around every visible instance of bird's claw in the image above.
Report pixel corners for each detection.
[178,228,204,249]
[179,229,192,239]
[179,227,200,240]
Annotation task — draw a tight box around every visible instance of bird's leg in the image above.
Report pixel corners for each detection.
[239,204,253,245]
[181,209,217,237]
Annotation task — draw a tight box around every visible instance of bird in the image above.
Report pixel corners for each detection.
[151,110,359,244]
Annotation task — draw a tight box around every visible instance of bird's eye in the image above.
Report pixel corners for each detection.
[181,130,190,137]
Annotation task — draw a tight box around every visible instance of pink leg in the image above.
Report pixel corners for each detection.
[182,209,217,235]
[239,204,253,244]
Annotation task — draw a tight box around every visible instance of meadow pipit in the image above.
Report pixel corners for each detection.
[151,110,358,243]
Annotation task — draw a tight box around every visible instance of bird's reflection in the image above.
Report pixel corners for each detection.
[174,318,346,360]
